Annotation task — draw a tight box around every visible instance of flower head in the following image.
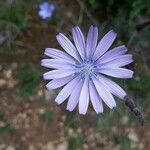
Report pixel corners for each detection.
[41,26,134,114]
[38,2,55,19]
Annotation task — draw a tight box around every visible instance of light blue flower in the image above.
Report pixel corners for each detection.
[39,2,55,19]
[41,26,134,114]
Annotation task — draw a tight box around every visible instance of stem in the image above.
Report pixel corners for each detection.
[127,31,137,48]
[124,95,145,126]
[76,0,99,26]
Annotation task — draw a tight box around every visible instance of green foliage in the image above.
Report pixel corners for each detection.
[132,27,150,50]
[0,0,36,46]
[89,0,100,9]
[89,0,148,39]
[114,134,133,150]
[0,122,14,134]
[128,74,150,98]
[95,100,132,132]
[64,113,78,129]
[68,136,84,150]
[17,64,40,97]
[0,1,32,33]
[42,111,53,124]
[96,108,116,132]
[0,7,28,32]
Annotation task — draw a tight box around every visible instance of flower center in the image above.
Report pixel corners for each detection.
[76,61,96,78]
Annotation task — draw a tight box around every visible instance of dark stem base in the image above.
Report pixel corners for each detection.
[124,95,145,126]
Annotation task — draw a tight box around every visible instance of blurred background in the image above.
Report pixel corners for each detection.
[0,0,150,149]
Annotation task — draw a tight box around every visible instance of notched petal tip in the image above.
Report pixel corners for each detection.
[106,30,117,39]
[45,83,50,90]
[72,25,79,30]
[40,59,44,63]
[79,111,86,115]
[109,28,116,33]
[122,94,127,100]
[89,25,97,28]
[130,58,134,64]
[56,33,60,39]
[89,25,94,29]
[95,110,103,114]
[110,105,117,110]
[119,45,128,52]
[41,60,45,67]
[122,45,127,50]
[56,33,64,39]
[66,107,73,112]
[55,99,61,105]
[43,73,46,80]
[44,47,50,52]
[126,70,134,78]
[130,71,134,78]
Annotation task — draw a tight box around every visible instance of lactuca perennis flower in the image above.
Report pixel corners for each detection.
[38,2,55,19]
[41,26,134,114]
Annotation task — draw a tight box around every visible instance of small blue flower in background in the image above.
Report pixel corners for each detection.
[39,2,55,19]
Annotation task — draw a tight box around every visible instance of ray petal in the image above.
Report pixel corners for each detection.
[72,26,85,59]
[43,70,76,80]
[92,76,116,109]
[93,30,117,60]
[66,79,83,111]
[55,76,80,104]
[97,75,127,99]
[98,68,134,78]
[44,48,77,63]
[96,45,128,64]
[46,75,75,90]
[98,54,133,68]
[56,33,81,61]
[41,59,76,69]
[86,26,98,59]
[79,78,90,115]
[89,80,103,113]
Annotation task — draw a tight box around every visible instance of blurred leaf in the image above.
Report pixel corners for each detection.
[64,113,78,129]
[68,136,84,150]
[17,64,40,97]
[114,134,133,150]
[42,111,53,124]
[128,74,150,98]
[0,122,14,134]
[88,0,148,40]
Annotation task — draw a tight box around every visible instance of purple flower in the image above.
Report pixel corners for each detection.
[41,26,134,114]
[38,2,55,19]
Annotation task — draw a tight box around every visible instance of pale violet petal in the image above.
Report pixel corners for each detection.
[44,48,77,64]
[92,76,116,109]
[39,10,47,19]
[97,74,127,99]
[66,79,83,111]
[93,30,117,60]
[72,26,85,59]
[89,81,103,113]
[46,75,75,90]
[43,70,76,80]
[41,59,75,69]
[55,76,80,104]
[99,54,133,68]
[98,68,134,78]
[50,4,55,11]
[39,3,45,10]
[86,26,98,59]
[96,45,128,64]
[56,33,81,61]
[79,78,90,115]
[40,2,49,9]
